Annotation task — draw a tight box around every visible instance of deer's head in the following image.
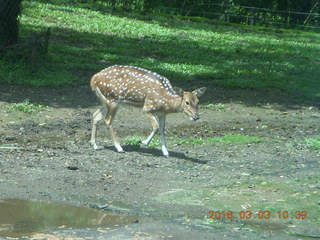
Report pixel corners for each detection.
[175,87,206,121]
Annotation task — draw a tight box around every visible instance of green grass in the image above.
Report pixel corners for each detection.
[176,138,204,145]
[124,134,161,148]
[155,175,320,237]
[305,136,320,150]
[202,103,227,111]
[6,99,46,114]
[207,134,262,145]
[0,0,319,103]
[124,134,141,148]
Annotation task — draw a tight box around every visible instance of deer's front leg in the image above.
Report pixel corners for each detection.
[142,113,169,157]
[158,114,169,157]
[141,113,159,146]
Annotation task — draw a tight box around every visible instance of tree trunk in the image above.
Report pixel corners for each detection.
[0,0,22,48]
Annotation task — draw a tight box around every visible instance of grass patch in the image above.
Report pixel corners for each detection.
[124,134,161,148]
[123,134,141,148]
[1,0,319,103]
[6,99,46,114]
[305,136,320,150]
[202,103,227,111]
[176,138,204,145]
[207,134,262,145]
[155,175,320,236]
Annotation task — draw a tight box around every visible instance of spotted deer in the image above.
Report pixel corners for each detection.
[90,65,206,157]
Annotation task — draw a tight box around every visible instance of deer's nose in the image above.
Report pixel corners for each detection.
[191,115,199,121]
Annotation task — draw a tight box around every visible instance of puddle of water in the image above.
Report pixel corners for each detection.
[0,199,137,238]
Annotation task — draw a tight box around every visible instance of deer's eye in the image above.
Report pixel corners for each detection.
[185,101,190,105]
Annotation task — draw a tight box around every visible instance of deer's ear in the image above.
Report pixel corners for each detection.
[193,87,206,97]
[174,87,184,96]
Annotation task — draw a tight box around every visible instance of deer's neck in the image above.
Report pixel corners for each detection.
[168,95,183,113]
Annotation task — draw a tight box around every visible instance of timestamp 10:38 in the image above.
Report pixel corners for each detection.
[208,210,308,220]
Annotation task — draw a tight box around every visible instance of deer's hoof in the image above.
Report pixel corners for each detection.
[141,140,149,146]
[92,144,99,150]
[115,145,125,153]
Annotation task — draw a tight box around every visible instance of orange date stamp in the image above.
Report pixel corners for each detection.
[208,210,308,220]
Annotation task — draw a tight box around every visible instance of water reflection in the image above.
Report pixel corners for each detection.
[0,199,135,238]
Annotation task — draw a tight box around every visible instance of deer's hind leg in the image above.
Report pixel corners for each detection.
[103,103,124,153]
[90,105,108,150]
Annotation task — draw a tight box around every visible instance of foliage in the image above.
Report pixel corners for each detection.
[305,136,320,150]
[6,99,45,114]
[74,0,320,27]
[124,134,141,147]
[0,0,319,104]
[124,134,161,148]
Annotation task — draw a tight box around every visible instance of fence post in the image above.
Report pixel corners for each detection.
[224,14,230,22]
[29,31,38,73]
[250,8,255,25]
[43,27,51,56]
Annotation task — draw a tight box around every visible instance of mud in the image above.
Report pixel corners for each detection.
[0,83,319,239]
[0,198,138,238]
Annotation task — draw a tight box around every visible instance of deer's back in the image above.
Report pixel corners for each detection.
[91,65,176,105]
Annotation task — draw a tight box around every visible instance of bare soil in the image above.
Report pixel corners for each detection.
[0,83,319,239]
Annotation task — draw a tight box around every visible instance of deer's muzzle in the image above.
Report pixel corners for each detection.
[190,114,199,121]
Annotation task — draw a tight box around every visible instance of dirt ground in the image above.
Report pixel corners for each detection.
[0,83,319,239]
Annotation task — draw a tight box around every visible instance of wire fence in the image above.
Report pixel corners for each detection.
[164,3,320,30]
[1,1,319,50]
